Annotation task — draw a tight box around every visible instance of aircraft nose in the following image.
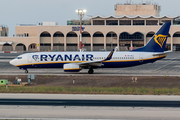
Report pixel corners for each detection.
[9,59,16,66]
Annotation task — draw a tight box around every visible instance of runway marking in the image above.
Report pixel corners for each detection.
[0,59,10,62]
[149,57,177,73]
[173,65,180,67]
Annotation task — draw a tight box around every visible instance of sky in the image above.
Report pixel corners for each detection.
[0,0,179,36]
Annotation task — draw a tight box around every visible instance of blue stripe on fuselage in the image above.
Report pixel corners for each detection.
[18,56,165,69]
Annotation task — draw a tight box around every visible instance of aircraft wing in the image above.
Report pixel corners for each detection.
[78,60,103,67]
[153,50,172,56]
[78,46,118,67]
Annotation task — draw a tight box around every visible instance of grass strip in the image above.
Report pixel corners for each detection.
[0,86,180,95]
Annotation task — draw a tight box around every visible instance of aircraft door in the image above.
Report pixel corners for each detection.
[28,55,32,63]
[139,54,143,63]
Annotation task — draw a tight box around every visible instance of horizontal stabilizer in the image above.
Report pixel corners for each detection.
[153,50,172,56]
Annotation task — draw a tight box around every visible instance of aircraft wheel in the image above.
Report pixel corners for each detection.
[25,70,28,73]
[88,69,94,74]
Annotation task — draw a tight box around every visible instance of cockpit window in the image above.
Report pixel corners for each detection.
[16,57,22,59]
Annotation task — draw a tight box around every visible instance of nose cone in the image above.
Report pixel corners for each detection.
[9,59,16,66]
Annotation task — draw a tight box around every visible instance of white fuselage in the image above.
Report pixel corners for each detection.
[10,51,165,69]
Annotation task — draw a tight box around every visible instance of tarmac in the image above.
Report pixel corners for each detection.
[0,52,180,119]
[0,94,180,120]
[1,106,179,120]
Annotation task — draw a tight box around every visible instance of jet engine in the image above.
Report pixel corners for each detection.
[63,64,81,72]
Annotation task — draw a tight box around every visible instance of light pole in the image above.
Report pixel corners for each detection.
[58,42,60,51]
[76,9,86,52]
[111,32,113,50]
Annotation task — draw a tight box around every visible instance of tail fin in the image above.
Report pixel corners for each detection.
[132,22,171,52]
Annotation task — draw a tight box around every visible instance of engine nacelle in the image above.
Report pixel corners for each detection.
[63,64,81,72]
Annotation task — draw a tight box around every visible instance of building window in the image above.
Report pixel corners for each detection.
[119,32,130,40]
[93,32,104,37]
[30,44,36,49]
[93,44,104,46]
[133,20,145,25]
[173,19,180,25]
[159,20,171,25]
[133,32,144,40]
[93,20,105,25]
[146,20,158,25]
[82,33,91,37]
[106,33,117,37]
[40,43,51,46]
[119,20,131,25]
[66,32,77,37]
[53,33,64,37]
[40,32,51,37]
[106,20,118,25]
[67,20,91,25]
[173,33,180,37]
[119,32,144,41]
[67,44,77,46]
[146,32,155,37]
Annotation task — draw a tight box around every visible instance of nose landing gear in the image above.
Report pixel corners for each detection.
[19,68,29,73]
[88,69,94,74]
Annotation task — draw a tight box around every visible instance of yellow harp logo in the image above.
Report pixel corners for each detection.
[154,34,167,48]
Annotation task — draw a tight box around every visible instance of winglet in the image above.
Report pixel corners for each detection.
[104,46,118,61]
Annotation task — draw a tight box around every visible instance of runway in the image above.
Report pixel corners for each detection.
[1,99,180,107]
[0,94,180,107]
[0,94,180,119]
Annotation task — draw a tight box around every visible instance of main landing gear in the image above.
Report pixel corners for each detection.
[88,69,94,74]
[25,70,28,73]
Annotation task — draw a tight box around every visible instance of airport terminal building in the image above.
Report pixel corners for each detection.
[1,2,180,52]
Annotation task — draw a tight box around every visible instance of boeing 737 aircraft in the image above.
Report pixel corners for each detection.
[10,22,171,74]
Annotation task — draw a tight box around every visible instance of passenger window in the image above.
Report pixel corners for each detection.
[17,57,22,59]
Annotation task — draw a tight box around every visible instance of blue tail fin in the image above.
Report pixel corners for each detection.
[132,22,171,52]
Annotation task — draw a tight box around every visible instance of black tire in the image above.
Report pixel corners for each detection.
[88,69,94,74]
[25,70,28,73]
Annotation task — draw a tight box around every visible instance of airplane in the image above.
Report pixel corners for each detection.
[10,22,171,74]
